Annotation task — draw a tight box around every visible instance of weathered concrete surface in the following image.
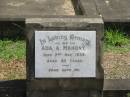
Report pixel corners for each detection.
[0,0,130,22]
[104,79,130,90]
[0,79,130,97]
[74,0,130,22]
[0,0,74,19]
[94,0,130,22]
[78,0,100,18]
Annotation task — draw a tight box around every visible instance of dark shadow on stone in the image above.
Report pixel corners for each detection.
[0,21,25,40]
[71,0,84,15]
[0,80,26,97]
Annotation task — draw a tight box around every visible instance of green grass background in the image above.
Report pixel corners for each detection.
[0,29,130,62]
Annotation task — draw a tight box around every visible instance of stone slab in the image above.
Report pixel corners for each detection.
[0,0,130,22]
[0,79,130,91]
[0,0,74,20]
[0,79,130,97]
[26,17,104,80]
[95,0,130,22]
[74,0,130,22]
[104,79,130,90]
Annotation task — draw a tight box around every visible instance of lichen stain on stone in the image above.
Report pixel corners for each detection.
[34,0,46,3]
[7,2,25,7]
[62,0,75,15]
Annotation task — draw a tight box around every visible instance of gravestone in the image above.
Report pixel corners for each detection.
[26,17,104,97]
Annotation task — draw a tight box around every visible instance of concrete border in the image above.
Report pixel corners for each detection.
[104,79,130,91]
[0,79,130,97]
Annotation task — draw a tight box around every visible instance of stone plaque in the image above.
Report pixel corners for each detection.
[35,31,96,78]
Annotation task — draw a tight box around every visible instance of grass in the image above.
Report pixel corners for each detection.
[0,29,130,61]
[127,93,130,97]
[0,40,26,62]
[104,28,130,53]
[0,40,26,80]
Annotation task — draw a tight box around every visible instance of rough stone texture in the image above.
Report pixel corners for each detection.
[0,0,74,20]
[1,79,130,97]
[94,0,130,22]
[73,0,130,22]
[104,79,130,90]
[0,0,130,22]
[0,79,130,96]
[78,0,100,18]
[26,17,104,97]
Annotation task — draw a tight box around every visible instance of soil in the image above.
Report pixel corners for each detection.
[0,59,26,80]
[103,51,130,79]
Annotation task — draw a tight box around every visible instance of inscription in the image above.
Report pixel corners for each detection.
[35,31,96,78]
